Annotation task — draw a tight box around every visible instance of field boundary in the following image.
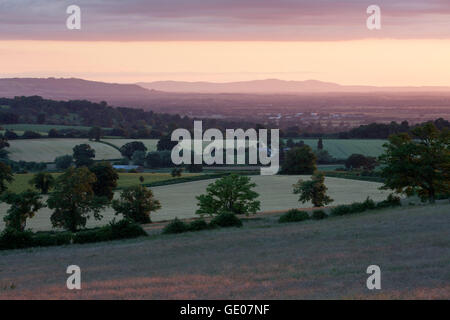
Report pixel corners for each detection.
[98,139,122,152]
[116,172,230,190]
[321,171,385,183]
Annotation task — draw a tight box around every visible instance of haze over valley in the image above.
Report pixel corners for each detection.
[1,77,449,131]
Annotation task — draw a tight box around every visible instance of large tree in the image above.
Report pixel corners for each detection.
[0,162,13,194]
[157,134,177,151]
[196,174,260,216]
[55,155,73,170]
[345,154,377,171]
[293,172,333,207]
[89,162,119,201]
[120,141,147,159]
[73,144,96,167]
[1,190,44,231]
[145,152,162,168]
[88,126,103,141]
[47,167,108,232]
[281,145,317,174]
[0,135,9,150]
[379,123,450,203]
[29,172,55,194]
[112,185,161,224]
[132,150,146,166]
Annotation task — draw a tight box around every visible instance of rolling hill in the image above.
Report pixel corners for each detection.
[137,79,450,94]
[0,77,157,102]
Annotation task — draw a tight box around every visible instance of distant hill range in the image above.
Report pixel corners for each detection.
[0,78,449,124]
[138,79,450,94]
[0,78,157,101]
[1,78,450,101]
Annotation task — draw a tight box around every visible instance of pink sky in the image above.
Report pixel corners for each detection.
[0,0,449,84]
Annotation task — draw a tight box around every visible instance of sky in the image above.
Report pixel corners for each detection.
[0,0,449,85]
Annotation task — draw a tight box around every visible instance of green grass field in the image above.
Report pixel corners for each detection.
[292,138,387,159]
[6,172,201,193]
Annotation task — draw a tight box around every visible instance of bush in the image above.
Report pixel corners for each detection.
[330,198,377,216]
[362,197,376,210]
[32,232,72,247]
[22,131,42,139]
[109,219,147,239]
[330,205,352,216]
[0,220,147,250]
[0,228,34,250]
[187,219,210,231]
[210,212,243,228]
[162,218,189,234]
[279,209,310,223]
[312,210,327,220]
[376,194,402,209]
[348,198,376,213]
[73,220,147,244]
[73,228,112,244]
[171,168,183,177]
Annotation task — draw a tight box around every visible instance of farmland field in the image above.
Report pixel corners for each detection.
[103,139,159,151]
[1,124,95,134]
[4,137,387,162]
[6,172,202,193]
[6,139,121,162]
[294,139,387,159]
[0,175,391,232]
[104,138,386,159]
[0,202,448,299]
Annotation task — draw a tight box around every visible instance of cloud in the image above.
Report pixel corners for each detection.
[0,0,449,40]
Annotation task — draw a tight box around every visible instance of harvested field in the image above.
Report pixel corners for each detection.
[0,203,448,299]
[0,175,390,232]
[7,139,121,162]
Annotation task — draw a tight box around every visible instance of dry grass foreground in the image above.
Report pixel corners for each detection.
[0,176,390,231]
[0,203,449,299]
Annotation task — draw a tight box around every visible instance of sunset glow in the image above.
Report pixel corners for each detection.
[1,39,450,85]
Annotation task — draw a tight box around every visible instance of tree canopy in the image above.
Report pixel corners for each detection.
[293,172,333,207]
[47,167,108,232]
[379,123,450,202]
[1,190,44,231]
[0,162,13,194]
[120,141,147,159]
[73,144,95,167]
[281,145,317,174]
[89,162,119,201]
[112,185,161,224]
[196,174,260,216]
[29,172,55,194]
